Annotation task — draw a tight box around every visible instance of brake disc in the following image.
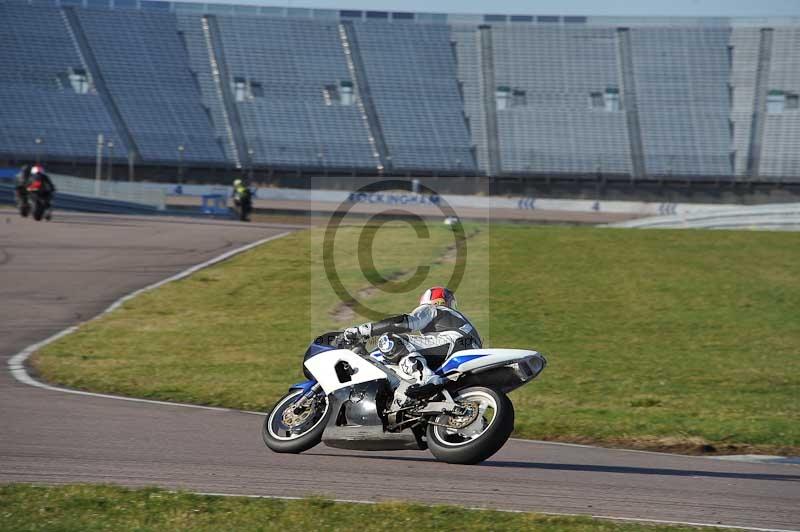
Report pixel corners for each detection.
[282,404,313,428]
[446,401,480,429]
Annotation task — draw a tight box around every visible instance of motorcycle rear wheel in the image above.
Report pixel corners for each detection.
[263,389,330,453]
[427,386,514,465]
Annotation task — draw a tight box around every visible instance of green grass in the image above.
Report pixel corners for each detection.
[0,484,723,532]
[33,224,800,454]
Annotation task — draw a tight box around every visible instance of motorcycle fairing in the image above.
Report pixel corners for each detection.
[436,348,544,375]
[304,348,390,394]
[436,354,485,374]
[321,380,420,451]
[288,379,317,393]
[302,342,335,380]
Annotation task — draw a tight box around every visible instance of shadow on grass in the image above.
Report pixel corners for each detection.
[307,452,800,482]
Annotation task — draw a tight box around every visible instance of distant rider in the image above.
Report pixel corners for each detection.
[14,164,32,214]
[27,165,56,220]
[232,177,252,221]
[344,287,482,400]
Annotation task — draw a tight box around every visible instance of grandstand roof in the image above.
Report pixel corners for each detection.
[3,0,800,27]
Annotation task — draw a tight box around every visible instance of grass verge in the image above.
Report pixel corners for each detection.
[0,484,724,532]
[32,224,800,455]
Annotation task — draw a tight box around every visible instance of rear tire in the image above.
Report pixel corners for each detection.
[262,389,330,454]
[427,386,514,465]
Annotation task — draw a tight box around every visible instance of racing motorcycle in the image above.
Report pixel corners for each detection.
[262,332,546,464]
[19,180,52,221]
[15,185,31,218]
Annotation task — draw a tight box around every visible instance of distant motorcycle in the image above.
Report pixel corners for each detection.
[262,332,546,464]
[15,186,31,218]
[25,180,52,221]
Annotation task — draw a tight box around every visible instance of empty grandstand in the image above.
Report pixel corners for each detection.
[0,3,124,162]
[0,0,798,190]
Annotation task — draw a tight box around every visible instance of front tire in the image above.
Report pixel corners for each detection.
[33,199,45,221]
[427,386,514,465]
[262,389,330,454]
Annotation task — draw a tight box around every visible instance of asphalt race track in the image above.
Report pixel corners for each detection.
[1,210,798,531]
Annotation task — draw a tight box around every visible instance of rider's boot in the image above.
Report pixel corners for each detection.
[397,354,445,401]
[405,379,445,399]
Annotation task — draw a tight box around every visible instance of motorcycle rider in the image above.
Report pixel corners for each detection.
[14,164,32,215]
[27,165,56,220]
[232,177,252,221]
[344,286,481,400]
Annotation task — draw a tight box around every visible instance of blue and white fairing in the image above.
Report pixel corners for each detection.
[298,334,545,394]
[436,348,546,391]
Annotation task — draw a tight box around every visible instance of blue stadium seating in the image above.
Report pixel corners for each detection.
[212,16,378,170]
[0,3,123,161]
[462,26,632,175]
[0,0,798,180]
[759,27,800,178]
[630,28,732,176]
[74,8,225,164]
[353,21,476,173]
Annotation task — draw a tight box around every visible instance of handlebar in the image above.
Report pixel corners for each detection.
[332,333,369,355]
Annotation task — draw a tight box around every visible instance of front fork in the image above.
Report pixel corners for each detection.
[292,383,322,414]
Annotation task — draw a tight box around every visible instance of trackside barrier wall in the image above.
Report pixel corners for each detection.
[0,183,161,215]
[50,173,166,210]
[149,183,744,217]
[608,203,800,230]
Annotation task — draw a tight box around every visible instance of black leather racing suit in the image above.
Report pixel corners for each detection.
[366,304,482,382]
[15,166,31,206]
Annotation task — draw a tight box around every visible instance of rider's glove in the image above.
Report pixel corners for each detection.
[343,327,359,342]
[343,323,372,342]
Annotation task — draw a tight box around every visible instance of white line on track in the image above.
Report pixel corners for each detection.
[5,226,798,531]
[7,230,291,415]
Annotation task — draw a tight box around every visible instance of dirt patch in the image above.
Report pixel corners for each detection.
[330,226,481,324]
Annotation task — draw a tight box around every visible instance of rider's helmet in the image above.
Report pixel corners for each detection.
[419,286,457,309]
[30,165,43,175]
[233,178,242,187]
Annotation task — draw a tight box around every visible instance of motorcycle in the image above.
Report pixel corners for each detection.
[262,332,546,464]
[15,186,31,218]
[24,180,52,221]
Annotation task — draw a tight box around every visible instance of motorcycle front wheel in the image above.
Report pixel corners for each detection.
[262,388,330,453]
[427,386,514,464]
[33,199,45,221]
